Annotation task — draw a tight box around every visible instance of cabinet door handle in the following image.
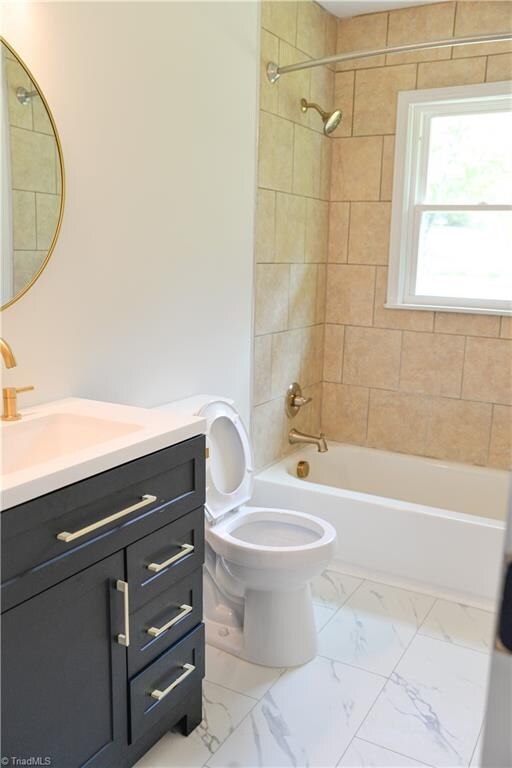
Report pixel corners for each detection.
[56,494,157,543]
[116,580,130,647]
[147,604,193,638]
[147,543,194,573]
[150,663,195,701]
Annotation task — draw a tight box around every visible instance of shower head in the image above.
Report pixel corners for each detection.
[300,98,342,136]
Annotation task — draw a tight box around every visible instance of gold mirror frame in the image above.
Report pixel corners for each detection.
[1,36,65,312]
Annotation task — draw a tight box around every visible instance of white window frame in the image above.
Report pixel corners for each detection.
[387,80,512,316]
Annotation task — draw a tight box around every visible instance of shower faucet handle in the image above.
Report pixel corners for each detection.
[286,382,312,418]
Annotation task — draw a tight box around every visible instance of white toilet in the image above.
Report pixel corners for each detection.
[160,396,336,667]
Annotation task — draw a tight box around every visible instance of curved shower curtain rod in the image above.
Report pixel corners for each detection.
[266,32,512,83]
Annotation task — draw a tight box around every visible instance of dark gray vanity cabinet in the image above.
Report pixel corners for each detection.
[0,435,206,768]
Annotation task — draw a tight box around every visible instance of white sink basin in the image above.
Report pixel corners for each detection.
[0,398,206,510]
[2,412,141,475]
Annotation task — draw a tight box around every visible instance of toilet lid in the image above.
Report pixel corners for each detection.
[198,400,253,521]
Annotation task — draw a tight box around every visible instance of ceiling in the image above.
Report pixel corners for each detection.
[318,0,442,18]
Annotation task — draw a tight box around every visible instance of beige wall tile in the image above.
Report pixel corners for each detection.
[489,405,512,469]
[380,136,395,201]
[400,331,465,397]
[326,264,375,326]
[271,328,303,397]
[386,2,456,64]
[323,324,344,382]
[255,188,275,263]
[316,263,327,323]
[322,382,369,444]
[462,337,512,405]
[302,324,325,386]
[32,94,53,135]
[331,136,382,201]
[11,128,56,193]
[328,202,350,263]
[12,190,36,250]
[353,65,417,135]
[374,267,434,331]
[258,111,294,192]
[275,192,306,262]
[454,1,512,58]
[278,41,310,125]
[261,1,298,46]
[260,30,279,114]
[253,397,286,468]
[289,263,318,328]
[348,202,391,265]
[293,125,322,197]
[486,52,512,81]
[344,326,401,389]
[367,389,431,455]
[501,317,512,339]
[426,398,492,466]
[13,250,45,295]
[417,57,486,88]
[310,66,335,133]
[297,0,327,58]
[255,263,289,334]
[36,193,60,250]
[6,58,33,130]
[326,11,338,57]
[319,136,332,201]
[331,72,354,138]
[305,198,329,263]
[254,334,272,405]
[434,312,501,337]
[337,13,388,70]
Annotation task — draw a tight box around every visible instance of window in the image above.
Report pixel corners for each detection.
[387,81,512,315]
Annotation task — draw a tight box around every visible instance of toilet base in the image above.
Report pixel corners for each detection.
[205,583,317,668]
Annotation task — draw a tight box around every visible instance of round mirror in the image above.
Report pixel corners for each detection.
[0,37,64,310]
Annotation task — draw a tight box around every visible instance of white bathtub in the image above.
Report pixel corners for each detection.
[253,442,509,608]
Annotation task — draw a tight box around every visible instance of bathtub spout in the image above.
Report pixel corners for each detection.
[289,428,328,453]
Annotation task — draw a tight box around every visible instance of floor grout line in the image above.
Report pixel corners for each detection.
[350,736,436,768]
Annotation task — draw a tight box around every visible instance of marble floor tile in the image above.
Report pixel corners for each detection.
[134,680,255,768]
[205,644,283,700]
[312,569,363,610]
[419,599,495,653]
[338,738,431,767]
[359,635,490,767]
[318,581,435,675]
[209,655,385,768]
[314,602,337,631]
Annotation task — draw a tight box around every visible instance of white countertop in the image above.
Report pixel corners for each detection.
[0,398,206,510]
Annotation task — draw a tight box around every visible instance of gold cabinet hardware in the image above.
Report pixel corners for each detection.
[150,663,195,701]
[147,604,193,638]
[116,580,130,647]
[147,543,194,573]
[205,447,210,459]
[56,494,157,543]
[1,385,34,421]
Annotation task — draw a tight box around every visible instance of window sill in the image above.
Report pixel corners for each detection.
[384,303,512,317]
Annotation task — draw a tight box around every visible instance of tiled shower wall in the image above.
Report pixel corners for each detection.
[253,0,512,471]
[323,0,512,470]
[253,0,337,467]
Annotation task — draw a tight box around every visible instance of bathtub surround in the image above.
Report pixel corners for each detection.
[254,0,512,470]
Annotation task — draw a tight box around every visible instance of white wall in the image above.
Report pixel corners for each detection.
[0,1,259,424]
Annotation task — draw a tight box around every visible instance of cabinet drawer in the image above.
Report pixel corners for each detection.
[129,624,205,743]
[128,567,203,677]
[1,436,205,612]
[127,507,204,611]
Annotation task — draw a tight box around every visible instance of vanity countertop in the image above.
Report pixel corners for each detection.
[0,397,206,510]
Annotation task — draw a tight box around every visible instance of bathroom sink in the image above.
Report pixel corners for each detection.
[0,397,206,510]
[2,412,141,475]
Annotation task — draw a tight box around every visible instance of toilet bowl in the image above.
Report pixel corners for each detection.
[163,397,336,667]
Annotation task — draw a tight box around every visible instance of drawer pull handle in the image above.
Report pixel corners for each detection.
[56,494,157,543]
[147,604,193,638]
[150,663,195,701]
[116,580,130,647]
[147,543,194,573]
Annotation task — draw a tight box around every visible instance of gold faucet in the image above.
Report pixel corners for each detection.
[0,337,34,421]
